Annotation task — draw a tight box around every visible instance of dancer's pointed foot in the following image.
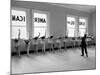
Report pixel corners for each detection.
[81,55,84,56]
[86,54,88,57]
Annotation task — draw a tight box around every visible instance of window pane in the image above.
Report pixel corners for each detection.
[79,17,87,37]
[67,16,76,37]
[33,27,46,37]
[79,28,86,37]
[79,18,86,28]
[11,9,28,39]
[67,16,75,28]
[33,12,48,38]
[11,10,26,26]
[67,28,75,37]
[12,27,27,39]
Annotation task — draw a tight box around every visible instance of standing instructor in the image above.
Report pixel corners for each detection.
[81,34,88,57]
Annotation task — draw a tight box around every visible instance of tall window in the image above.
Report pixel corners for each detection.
[66,16,76,37]
[11,9,27,39]
[79,17,87,37]
[33,12,48,37]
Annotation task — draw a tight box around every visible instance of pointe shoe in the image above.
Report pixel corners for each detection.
[86,54,88,57]
[81,55,84,56]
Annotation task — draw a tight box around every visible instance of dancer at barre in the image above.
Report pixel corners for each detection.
[27,32,40,55]
[14,29,21,56]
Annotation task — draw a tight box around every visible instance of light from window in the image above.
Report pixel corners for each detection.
[12,10,26,26]
[33,12,47,37]
[79,18,87,37]
[12,27,27,39]
[67,16,76,37]
[11,9,27,39]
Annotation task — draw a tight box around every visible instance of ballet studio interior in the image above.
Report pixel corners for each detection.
[11,0,96,74]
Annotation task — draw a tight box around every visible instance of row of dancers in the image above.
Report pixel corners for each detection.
[12,29,95,57]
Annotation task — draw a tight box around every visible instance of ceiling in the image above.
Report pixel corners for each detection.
[12,0,96,13]
[51,3,96,13]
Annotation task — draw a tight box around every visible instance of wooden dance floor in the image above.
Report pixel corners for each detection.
[11,47,96,74]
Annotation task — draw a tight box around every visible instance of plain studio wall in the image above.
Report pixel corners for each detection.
[92,12,96,36]
[11,0,96,38]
